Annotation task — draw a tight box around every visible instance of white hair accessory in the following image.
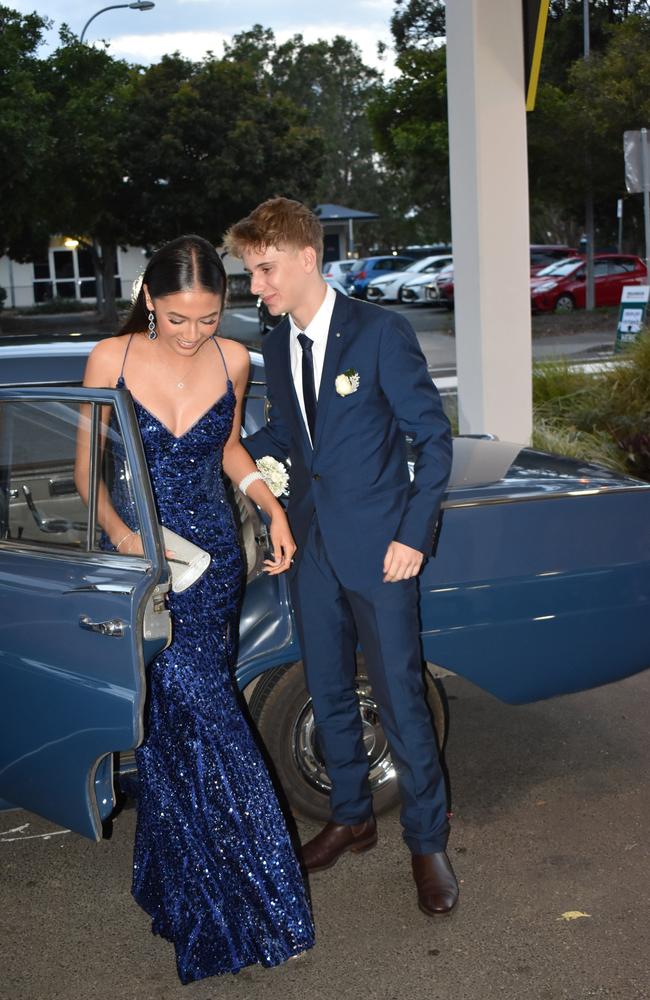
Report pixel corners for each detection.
[131,271,145,304]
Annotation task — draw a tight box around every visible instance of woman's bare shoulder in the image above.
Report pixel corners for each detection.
[85,334,134,386]
[217,337,250,377]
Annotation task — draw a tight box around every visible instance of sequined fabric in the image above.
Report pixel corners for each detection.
[111,366,314,984]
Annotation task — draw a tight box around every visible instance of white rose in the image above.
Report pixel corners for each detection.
[335,374,355,396]
[256,456,290,497]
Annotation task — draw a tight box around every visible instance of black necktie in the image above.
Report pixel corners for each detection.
[297,333,317,442]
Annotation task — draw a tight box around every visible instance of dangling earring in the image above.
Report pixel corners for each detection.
[147,311,157,341]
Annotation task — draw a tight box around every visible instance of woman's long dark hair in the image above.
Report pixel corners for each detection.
[119,235,227,335]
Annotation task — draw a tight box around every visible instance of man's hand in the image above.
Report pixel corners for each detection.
[383,540,424,583]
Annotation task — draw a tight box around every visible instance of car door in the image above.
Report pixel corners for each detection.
[0,387,171,840]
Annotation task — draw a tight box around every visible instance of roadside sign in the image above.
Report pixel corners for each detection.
[615,284,650,352]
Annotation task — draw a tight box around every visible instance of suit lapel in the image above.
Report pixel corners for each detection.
[313,291,352,450]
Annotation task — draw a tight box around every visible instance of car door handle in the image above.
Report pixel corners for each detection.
[79,615,127,638]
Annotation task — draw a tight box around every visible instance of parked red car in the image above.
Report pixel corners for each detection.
[531,254,647,312]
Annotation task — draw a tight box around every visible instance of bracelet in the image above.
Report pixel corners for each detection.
[239,471,265,496]
[115,529,136,551]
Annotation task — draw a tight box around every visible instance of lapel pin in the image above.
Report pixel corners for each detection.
[336,332,341,338]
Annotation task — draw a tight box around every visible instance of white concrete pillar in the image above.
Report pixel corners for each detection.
[446,0,533,442]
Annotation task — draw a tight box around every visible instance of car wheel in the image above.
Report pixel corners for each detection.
[247,656,448,821]
[555,293,575,312]
[398,286,409,303]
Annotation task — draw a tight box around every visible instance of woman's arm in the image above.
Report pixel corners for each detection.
[74,341,144,556]
[221,342,295,574]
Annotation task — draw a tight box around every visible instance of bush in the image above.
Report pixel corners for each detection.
[532,332,650,481]
[16,297,95,315]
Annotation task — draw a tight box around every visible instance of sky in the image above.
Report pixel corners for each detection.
[13,0,398,74]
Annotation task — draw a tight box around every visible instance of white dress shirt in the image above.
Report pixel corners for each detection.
[289,283,336,443]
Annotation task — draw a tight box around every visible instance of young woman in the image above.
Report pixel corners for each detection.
[79,235,314,983]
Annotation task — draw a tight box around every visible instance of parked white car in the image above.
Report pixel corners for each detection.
[401,261,454,304]
[322,259,356,284]
[366,255,452,303]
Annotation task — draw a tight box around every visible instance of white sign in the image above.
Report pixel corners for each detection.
[620,284,650,304]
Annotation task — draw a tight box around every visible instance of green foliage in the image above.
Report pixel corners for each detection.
[121,49,324,247]
[0,6,52,259]
[368,45,450,241]
[374,0,650,249]
[529,12,650,245]
[532,333,650,479]
[390,0,445,53]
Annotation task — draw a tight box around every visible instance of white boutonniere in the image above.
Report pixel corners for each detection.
[256,456,290,497]
[335,368,360,396]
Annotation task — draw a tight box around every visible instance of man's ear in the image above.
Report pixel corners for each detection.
[301,245,319,274]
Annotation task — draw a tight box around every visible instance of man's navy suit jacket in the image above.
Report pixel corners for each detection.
[243,291,453,591]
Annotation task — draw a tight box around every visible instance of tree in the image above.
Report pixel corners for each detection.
[390,0,445,52]
[528,13,650,247]
[225,27,401,250]
[0,7,52,260]
[121,47,324,248]
[42,28,136,324]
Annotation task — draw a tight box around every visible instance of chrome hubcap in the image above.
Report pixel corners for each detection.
[292,679,396,795]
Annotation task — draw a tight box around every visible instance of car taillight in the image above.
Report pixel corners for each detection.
[323,272,333,278]
[356,270,367,280]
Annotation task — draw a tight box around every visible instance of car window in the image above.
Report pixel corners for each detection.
[593,261,610,277]
[373,259,393,271]
[0,399,142,555]
[607,260,634,274]
[536,259,583,277]
[350,259,367,274]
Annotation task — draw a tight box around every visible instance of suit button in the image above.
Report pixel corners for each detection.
[312,474,321,481]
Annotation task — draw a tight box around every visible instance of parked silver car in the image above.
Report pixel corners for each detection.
[367,255,453,303]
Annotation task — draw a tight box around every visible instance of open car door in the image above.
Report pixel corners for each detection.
[0,387,170,840]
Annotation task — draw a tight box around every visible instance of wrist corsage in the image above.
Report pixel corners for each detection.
[256,456,290,497]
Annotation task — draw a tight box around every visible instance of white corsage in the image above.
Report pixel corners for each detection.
[256,456,290,497]
[335,369,360,396]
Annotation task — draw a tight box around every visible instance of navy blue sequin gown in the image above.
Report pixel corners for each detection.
[112,336,314,984]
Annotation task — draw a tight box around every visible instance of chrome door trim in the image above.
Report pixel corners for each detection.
[442,481,650,511]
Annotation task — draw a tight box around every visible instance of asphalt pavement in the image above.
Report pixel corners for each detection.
[220,303,618,377]
[2,668,649,1000]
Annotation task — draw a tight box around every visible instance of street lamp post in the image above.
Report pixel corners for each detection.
[80,1,155,45]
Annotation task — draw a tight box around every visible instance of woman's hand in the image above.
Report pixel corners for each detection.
[264,510,297,575]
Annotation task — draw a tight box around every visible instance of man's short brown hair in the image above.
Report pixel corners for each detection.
[224,197,324,265]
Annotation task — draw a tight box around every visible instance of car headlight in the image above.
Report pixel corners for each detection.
[534,281,558,292]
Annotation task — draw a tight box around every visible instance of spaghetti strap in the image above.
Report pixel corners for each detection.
[116,334,135,388]
[211,335,231,382]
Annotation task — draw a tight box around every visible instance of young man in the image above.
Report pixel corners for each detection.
[225,198,458,917]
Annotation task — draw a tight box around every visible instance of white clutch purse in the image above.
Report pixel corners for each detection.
[161,526,211,593]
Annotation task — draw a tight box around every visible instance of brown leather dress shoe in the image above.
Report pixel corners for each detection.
[411,851,459,917]
[301,817,378,873]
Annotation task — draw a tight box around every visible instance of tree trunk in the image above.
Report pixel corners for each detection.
[99,242,118,328]
[90,238,104,316]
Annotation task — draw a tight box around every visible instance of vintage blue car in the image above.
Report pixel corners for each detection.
[1,331,649,840]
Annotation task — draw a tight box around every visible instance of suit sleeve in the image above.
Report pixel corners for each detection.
[378,312,452,554]
[242,341,292,463]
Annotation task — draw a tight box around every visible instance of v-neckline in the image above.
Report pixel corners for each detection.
[131,381,233,440]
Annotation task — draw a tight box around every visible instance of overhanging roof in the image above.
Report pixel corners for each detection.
[314,203,379,221]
